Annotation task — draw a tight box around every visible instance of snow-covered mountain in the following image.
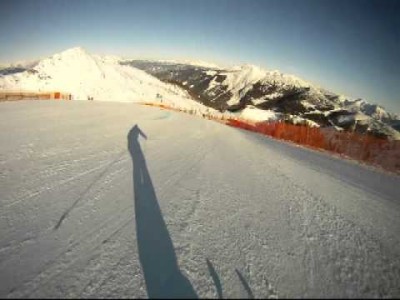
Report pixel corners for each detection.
[0,47,209,111]
[0,59,39,76]
[127,60,400,139]
[1,47,398,139]
[0,59,39,70]
[123,58,223,70]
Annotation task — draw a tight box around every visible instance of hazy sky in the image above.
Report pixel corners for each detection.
[0,0,399,112]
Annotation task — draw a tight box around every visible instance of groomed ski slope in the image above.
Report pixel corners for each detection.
[0,100,399,298]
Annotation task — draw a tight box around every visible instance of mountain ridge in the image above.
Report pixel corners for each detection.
[0,47,210,112]
[127,59,400,139]
[0,47,398,139]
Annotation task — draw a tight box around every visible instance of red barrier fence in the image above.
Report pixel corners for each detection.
[0,91,72,101]
[227,119,400,173]
[141,102,400,173]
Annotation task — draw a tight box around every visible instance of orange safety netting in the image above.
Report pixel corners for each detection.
[140,103,400,173]
[227,118,400,173]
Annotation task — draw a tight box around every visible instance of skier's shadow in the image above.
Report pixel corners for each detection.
[128,125,198,299]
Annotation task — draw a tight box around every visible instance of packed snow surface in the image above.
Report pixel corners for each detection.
[1,101,400,298]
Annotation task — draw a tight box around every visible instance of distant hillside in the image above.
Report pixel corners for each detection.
[126,60,400,140]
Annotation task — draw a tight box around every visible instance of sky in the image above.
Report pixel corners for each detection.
[0,0,399,112]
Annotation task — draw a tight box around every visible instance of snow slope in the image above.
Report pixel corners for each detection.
[0,47,208,111]
[0,100,399,298]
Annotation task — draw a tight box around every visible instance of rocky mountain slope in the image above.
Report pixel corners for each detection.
[125,60,400,139]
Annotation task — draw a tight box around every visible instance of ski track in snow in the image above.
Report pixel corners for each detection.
[0,100,399,298]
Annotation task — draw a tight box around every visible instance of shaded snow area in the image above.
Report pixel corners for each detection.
[1,101,400,298]
[0,47,207,112]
